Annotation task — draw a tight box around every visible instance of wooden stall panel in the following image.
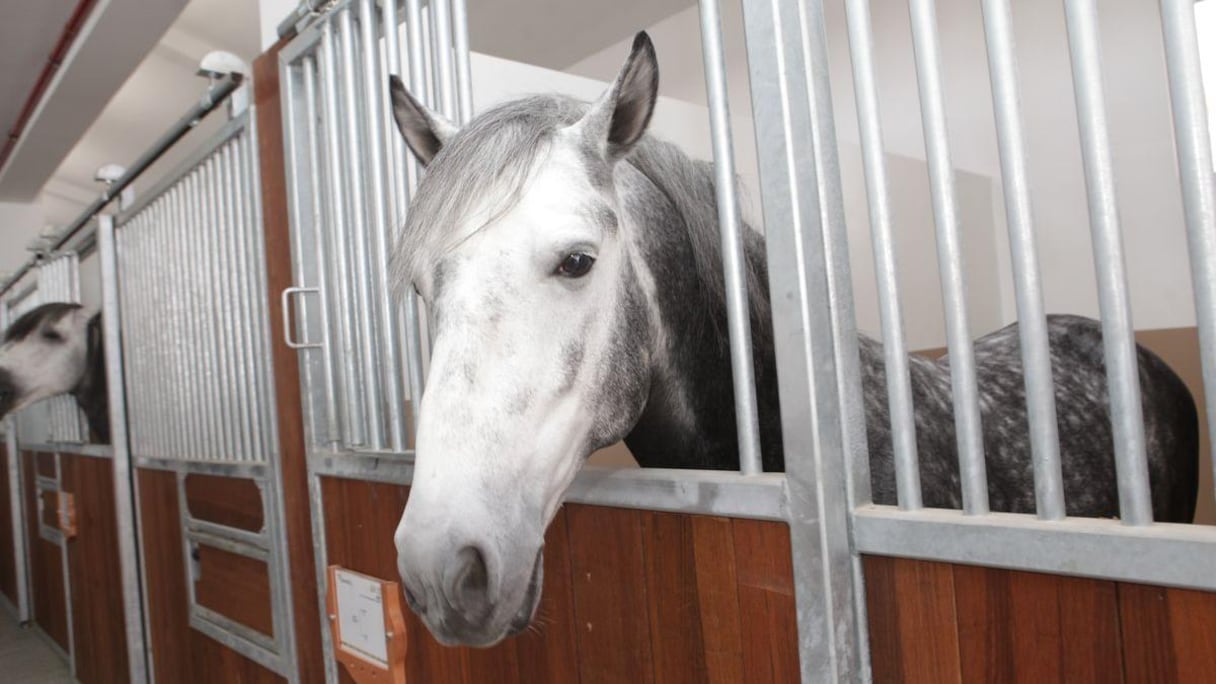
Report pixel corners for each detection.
[138,468,284,684]
[0,443,16,605]
[865,556,1216,684]
[183,473,265,532]
[320,477,801,683]
[61,453,130,684]
[22,452,69,651]
[194,544,275,637]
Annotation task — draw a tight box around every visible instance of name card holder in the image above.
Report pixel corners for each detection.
[326,565,408,684]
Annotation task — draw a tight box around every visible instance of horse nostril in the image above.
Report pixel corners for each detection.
[446,545,491,622]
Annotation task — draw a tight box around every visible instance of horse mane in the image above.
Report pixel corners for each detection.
[4,302,83,342]
[393,93,771,346]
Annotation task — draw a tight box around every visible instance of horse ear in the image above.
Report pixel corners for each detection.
[389,75,459,166]
[580,31,659,161]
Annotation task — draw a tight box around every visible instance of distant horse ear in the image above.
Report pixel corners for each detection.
[579,31,659,162]
[389,75,459,166]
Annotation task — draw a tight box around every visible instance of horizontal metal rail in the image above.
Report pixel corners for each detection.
[0,73,244,298]
[855,506,1216,591]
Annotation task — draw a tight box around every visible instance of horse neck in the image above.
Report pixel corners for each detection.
[616,162,783,470]
[71,313,109,444]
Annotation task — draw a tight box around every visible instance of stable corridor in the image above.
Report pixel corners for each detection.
[0,609,73,683]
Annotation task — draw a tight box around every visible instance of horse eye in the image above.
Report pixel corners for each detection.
[556,253,595,278]
[42,330,63,342]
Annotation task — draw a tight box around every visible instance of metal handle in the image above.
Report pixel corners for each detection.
[281,286,323,350]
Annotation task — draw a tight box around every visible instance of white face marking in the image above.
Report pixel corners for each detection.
[394,135,650,645]
[0,308,92,414]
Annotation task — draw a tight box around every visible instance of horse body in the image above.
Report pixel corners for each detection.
[0,302,109,443]
[385,31,1197,647]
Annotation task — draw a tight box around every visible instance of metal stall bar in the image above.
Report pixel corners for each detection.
[243,120,279,465]
[906,0,986,513]
[1159,0,1216,496]
[697,0,763,476]
[213,144,242,461]
[741,0,867,679]
[842,0,923,509]
[97,215,150,684]
[359,0,408,452]
[429,0,457,120]
[338,6,387,450]
[197,164,221,460]
[404,0,431,420]
[980,0,1063,520]
[322,17,371,448]
[1063,0,1153,526]
[450,0,474,124]
[222,143,256,461]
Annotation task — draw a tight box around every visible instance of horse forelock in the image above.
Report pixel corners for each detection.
[3,302,84,343]
[393,95,589,294]
[394,93,771,356]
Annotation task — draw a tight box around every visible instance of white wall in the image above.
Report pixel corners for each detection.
[568,0,1200,341]
[562,2,1004,348]
[0,202,46,276]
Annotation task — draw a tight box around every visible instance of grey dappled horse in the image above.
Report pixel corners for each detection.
[386,32,1197,646]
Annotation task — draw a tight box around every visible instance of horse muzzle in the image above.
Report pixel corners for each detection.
[399,540,544,648]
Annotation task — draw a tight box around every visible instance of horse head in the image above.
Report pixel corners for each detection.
[387,33,662,646]
[0,302,100,424]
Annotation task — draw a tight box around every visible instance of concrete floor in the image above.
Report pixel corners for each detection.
[0,607,73,683]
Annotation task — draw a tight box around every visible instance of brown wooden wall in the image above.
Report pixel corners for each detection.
[21,452,69,651]
[0,443,16,607]
[864,555,1216,683]
[320,476,800,683]
[255,40,326,684]
[138,467,286,684]
[60,452,130,683]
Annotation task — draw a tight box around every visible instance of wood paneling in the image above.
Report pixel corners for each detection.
[60,453,130,684]
[254,42,326,683]
[183,472,264,532]
[138,468,284,684]
[194,544,275,637]
[865,556,1216,683]
[22,452,68,651]
[0,444,16,605]
[35,453,55,478]
[319,476,800,683]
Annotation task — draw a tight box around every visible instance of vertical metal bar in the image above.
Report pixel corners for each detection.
[843,0,924,509]
[199,162,223,460]
[295,56,343,446]
[213,142,239,461]
[741,0,868,679]
[242,124,278,465]
[404,0,430,415]
[360,0,408,453]
[980,0,1063,520]
[193,167,214,460]
[339,7,386,449]
[697,0,763,476]
[1159,0,1216,497]
[1063,0,1154,526]
[227,141,259,462]
[168,183,187,460]
[321,20,368,447]
[429,0,457,119]
[98,215,150,684]
[907,0,986,512]
[449,0,474,124]
[220,143,252,462]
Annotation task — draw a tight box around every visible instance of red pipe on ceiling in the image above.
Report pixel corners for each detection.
[0,0,101,178]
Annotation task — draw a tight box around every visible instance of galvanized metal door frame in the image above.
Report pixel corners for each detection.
[113,102,301,683]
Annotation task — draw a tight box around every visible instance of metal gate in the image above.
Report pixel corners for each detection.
[113,103,300,681]
[278,0,1216,681]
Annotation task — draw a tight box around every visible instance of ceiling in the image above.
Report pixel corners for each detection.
[0,2,84,150]
[0,0,690,237]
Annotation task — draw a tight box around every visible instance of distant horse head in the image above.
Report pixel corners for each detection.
[0,302,109,442]
[386,31,779,647]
